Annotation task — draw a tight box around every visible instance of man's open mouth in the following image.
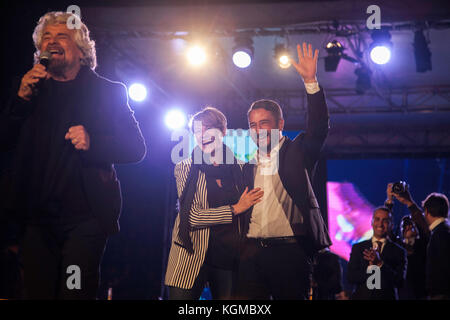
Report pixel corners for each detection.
[48,48,64,56]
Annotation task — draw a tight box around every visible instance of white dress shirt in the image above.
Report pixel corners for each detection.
[371,236,387,254]
[246,81,320,239]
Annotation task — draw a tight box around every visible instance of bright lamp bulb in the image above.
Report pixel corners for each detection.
[232,50,252,68]
[165,109,186,130]
[279,55,291,68]
[370,46,391,65]
[128,83,147,102]
[187,46,206,66]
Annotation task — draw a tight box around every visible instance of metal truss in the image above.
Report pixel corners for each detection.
[217,84,450,116]
[93,19,450,40]
[323,125,450,158]
[214,85,450,156]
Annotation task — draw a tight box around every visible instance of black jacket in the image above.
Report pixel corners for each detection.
[0,67,146,235]
[426,220,450,298]
[240,87,332,254]
[347,239,407,300]
[312,250,343,300]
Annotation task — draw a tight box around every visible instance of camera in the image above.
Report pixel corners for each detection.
[392,181,408,194]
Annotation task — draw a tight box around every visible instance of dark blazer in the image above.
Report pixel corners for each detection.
[347,239,407,300]
[313,250,343,300]
[240,88,332,254]
[0,67,146,235]
[426,220,450,298]
[397,237,428,300]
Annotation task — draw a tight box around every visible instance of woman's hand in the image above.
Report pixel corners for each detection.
[232,187,264,215]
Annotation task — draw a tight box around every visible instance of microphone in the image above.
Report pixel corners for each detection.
[32,51,52,94]
[39,51,52,69]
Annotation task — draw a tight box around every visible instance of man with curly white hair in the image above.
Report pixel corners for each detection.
[1,11,146,299]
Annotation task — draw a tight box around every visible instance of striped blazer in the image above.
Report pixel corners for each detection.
[165,157,240,289]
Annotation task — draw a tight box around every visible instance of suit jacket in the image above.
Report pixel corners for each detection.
[426,220,450,298]
[313,250,343,300]
[0,67,146,235]
[165,158,243,289]
[347,239,407,300]
[240,88,332,254]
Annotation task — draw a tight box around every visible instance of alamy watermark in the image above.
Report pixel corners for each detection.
[366,5,381,30]
[66,265,81,290]
[66,5,82,30]
[170,121,281,174]
[366,265,381,290]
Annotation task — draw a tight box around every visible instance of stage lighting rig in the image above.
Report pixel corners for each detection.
[413,29,432,72]
[274,43,291,69]
[165,109,187,130]
[324,40,359,72]
[186,44,207,67]
[232,35,254,69]
[369,29,392,65]
[354,65,372,94]
[324,40,344,72]
[128,83,147,102]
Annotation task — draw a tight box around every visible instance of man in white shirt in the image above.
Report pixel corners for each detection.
[236,42,331,300]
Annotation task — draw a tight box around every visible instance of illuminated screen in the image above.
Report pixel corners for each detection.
[185,130,299,163]
[327,181,374,261]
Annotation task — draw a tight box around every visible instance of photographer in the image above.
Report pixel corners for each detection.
[388,183,450,300]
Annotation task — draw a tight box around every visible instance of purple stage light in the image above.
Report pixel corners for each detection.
[370,45,391,65]
[165,109,186,130]
[128,83,147,102]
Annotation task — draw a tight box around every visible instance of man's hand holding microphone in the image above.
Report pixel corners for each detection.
[18,51,90,151]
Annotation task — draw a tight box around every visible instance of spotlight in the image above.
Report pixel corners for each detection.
[369,29,392,65]
[354,65,372,94]
[325,40,344,72]
[232,35,254,68]
[324,40,359,71]
[370,46,391,65]
[186,45,207,66]
[165,109,187,130]
[128,83,147,102]
[413,30,432,72]
[274,44,291,69]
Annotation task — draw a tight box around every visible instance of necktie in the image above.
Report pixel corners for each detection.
[375,241,383,253]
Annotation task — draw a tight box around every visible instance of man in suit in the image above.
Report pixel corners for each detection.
[347,207,407,300]
[422,193,450,299]
[236,43,332,300]
[391,188,449,299]
[0,12,146,299]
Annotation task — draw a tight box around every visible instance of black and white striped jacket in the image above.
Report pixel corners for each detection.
[165,157,239,289]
